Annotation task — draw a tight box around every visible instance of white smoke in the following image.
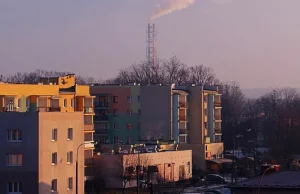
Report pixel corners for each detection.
[150,0,196,21]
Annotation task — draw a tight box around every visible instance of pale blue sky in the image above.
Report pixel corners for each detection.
[1,0,300,88]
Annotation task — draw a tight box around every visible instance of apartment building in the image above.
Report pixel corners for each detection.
[0,112,84,194]
[0,74,95,193]
[93,150,192,188]
[90,83,140,144]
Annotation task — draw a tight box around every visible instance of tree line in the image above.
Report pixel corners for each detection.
[2,56,299,160]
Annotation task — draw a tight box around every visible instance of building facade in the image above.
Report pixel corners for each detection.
[90,84,141,144]
[0,75,94,193]
[93,150,192,189]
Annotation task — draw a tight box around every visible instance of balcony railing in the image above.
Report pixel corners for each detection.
[3,107,17,112]
[84,107,94,114]
[84,124,94,131]
[215,139,222,143]
[37,107,61,112]
[215,115,221,120]
[179,102,187,108]
[84,141,95,149]
[94,115,109,121]
[85,158,95,166]
[215,128,222,134]
[95,129,109,134]
[95,102,109,108]
[214,101,221,107]
[179,116,187,121]
[179,129,188,135]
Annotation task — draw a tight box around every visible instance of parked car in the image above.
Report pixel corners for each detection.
[205,174,227,185]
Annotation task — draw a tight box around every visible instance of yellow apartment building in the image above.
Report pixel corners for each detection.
[0,74,95,168]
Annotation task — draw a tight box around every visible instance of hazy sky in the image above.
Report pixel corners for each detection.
[1,0,300,88]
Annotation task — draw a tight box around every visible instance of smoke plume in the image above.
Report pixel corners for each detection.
[150,0,196,21]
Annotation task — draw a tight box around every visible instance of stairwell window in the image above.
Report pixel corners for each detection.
[63,99,67,108]
[127,96,132,103]
[52,153,57,165]
[67,151,73,164]
[68,177,73,190]
[127,123,132,130]
[7,154,22,166]
[7,182,22,193]
[52,128,57,141]
[51,179,57,192]
[113,123,118,130]
[67,128,73,140]
[127,109,132,116]
[7,129,22,142]
[71,99,74,108]
[17,99,21,108]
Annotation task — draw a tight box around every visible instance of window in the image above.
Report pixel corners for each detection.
[17,99,21,108]
[7,154,22,166]
[113,109,118,117]
[127,123,132,130]
[63,99,67,107]
[127,96,132,103]
[67,151,73,164]
[68,128,73,140]
[113,136,119,143]
[52,153,57,165]
[7,182,22,193]
[68,177,73,190]
[52,128,57,141]
[71,99,74,108]
[113,96,118,103]
[51,179,57,191]
[113,123,118,130]
[137,96,140,102]
[127,109,132,116]
[7,129,22,142]
[138,109,141,116]
[127,136,132,144]
[138,122,141,129]
[26,97,30,108]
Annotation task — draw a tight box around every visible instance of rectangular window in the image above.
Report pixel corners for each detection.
[137,96,140,102]
[63,99,67,107]
[113,123,118,130]
[71,99,74,108]
[138,109,141,116]
[113,96,118,103]
[68,128,73,140]
[67,151,73,164]
[127,96,132,103]
[113,136,119,143]
[68,177,73,190]
[51,179,57,191]
[52,153,57,165]
[7,129,22,142]
[7,182,22,192]
[127,109,132,116]
[127,123,132,130]
[26,97,30,108]
[52,128,57,141]
[7,154,22,166]
[17,99,21,108]
[127,136,132,144]
[113,109,118,117]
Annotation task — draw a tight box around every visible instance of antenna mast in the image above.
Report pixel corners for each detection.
[146,23,157,66]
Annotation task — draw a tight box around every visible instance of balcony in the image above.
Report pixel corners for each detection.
[96,129,109,135]
[37,107,61,112]
[179,102,187,108]
[215,128,222,134]
[214,101,221,107]
[84,124,94,132]
[3,107,17,112]
[84,141,95,149]
[84,107,94,114]
[94,115,109,121]
[215,115,221,121]
[85,158,95,167]
[179,115,187,121]
[179,129,188,135]
[95,102,109,108]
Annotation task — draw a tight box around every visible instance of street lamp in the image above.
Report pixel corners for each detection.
[76,141,97,194]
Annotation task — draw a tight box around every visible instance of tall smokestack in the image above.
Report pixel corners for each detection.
[146,23,157,67]
[151,0,196,21]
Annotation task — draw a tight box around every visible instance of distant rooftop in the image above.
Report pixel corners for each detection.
[230,171,300,189]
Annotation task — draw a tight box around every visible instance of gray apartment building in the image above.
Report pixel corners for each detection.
[0,112,85,194]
